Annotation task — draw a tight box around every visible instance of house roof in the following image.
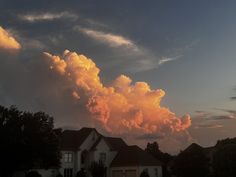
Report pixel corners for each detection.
[184,143,203,153]
[90,136,127,151]
[110,145,162,167]
[60,127,98,150]
[104,137,127,151]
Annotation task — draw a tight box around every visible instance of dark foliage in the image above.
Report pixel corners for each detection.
[56,173,63,177]
[0,105,61,177]
[26,171,42,177]
[172,143,209,177]
[140,170,150,177]
[213,138,236,177]
[76,169,87,177]
[145,142,173,177]
[145,142,173,164]
[89,161,106,177]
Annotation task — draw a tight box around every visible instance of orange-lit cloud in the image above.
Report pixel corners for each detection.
[0,26,21,51]
[44,50,192,146]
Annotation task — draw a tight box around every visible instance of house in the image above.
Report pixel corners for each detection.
[110,145,162,177]
[57,127,163,177]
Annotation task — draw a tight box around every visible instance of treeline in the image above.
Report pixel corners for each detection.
[146,138,236,177]
[0,105,61,177]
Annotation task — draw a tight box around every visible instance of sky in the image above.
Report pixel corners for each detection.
[0,0,236,153]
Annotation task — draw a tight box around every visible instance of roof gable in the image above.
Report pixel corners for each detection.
[104,137,127,151]
[90,136,127,151]
[111,145,162,167]
[60,127,98,150]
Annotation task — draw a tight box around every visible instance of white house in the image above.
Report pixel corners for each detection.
[52,127,162,177]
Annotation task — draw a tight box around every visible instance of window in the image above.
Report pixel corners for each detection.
[99,152,106,164]
[154,168,158,177]
[64,152,73,163]
[64,168,73,177]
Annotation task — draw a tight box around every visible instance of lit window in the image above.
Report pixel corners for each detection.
[64,168,73,177]
[64,153,73,163]
[99,153,106,163]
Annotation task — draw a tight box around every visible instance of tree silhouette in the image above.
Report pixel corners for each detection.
[25,171,42,177]
[0,105,61,177]
[172,143,209,177]
[140,170,150,177]
[145,142,172,177]
[213,138,236,177]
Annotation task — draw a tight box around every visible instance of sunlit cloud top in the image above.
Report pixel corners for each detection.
[0,26,21,50]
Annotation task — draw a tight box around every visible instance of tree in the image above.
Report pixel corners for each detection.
[25,171,42,177]
[145,142,173,164]
[172,143,209,177]
[213,138,236,177]
[76,168,87,177]
[0,105,61,177]
[89,161,106,177]
[145,142,173,177]
[140,170,150,177]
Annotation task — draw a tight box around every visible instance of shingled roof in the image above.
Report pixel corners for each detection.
[104,137,127,151]
[90,136,127,151]
[111,145,162,167]
[60,127,98,150]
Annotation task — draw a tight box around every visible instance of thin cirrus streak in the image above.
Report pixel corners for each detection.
[44,50,191,142]
[0,26,21,50]
[77,27,138,50]
[19,12,78,22]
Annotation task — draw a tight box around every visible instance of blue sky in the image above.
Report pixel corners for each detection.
[1,0,236,151]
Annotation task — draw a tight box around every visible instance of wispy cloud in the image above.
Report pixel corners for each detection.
[5,28,46,50]
[76,27,138,50]
[19,12,78,22]
[158,56,181,66]
[74,24,184,73]
[193,109,236,122]
[194,124,223,129]
[230,96,236,100]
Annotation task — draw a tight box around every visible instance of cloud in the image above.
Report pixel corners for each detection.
[158,56,180,66]
[44,50,192,152]
[76,27,138,50]
[210,115,236,120]
[74,26,182,73]
[136,133,163,140]
[193,109,236,122]
[0,26,21,51]
[19,12,78,22]
[194,124,223,129]
[230,96,236,100]
[0,46,192,152]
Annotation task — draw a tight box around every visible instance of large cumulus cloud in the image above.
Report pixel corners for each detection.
[44,50,192,152]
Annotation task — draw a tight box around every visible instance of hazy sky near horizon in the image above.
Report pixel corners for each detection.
[1,0,236,152]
